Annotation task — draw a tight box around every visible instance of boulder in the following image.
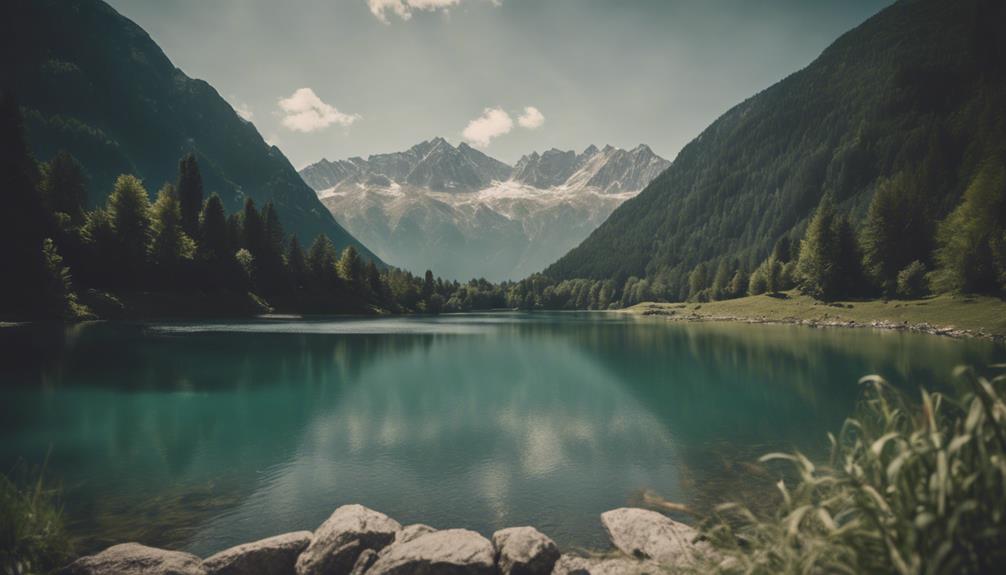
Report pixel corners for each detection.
[600,508,711,568]
[349,549,379,575]
[203,531,312,575]
[295,504,402,575]
[366,529,495,575]
[58,542,205,575]
[393,524,437,546]
[551,555,661,575]
[491,526,559,575]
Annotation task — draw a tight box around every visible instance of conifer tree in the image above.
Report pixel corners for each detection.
[198,194,229,262]
[308,235,338,290]
[42,151,87,224]
[861,173,933,296]
[933,163,1006,294]
[177,153,204,238]
[150,184,195,272]
[106,174,153,287]
[796,196,840,299]
[287,236,308,291]
[241,198,265,259]
[339,245,364,287]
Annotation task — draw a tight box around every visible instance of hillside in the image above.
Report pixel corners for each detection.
[544,0,1006,299]
[301,140,669,280]
[8,0,380,261]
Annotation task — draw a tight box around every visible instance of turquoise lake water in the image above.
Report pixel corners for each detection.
[1,313,1003,556]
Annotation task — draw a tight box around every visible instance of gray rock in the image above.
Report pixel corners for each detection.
[366,528,495,575]
[394,524,437,546]
[203,531,312,575]
[58,542,205,575]
[551,555,661,575]
[600,508,711,568]
[349,549,379,575]
[491,526,559,575]
[295,504,402,575]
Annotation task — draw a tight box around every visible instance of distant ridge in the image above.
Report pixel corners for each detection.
[299,139,670,280]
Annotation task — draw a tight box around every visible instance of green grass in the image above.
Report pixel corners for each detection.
[0,465,73,575]
[678,366,1006,574]
[626,292,1006,339]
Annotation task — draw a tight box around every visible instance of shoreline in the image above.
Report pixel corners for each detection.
[623,292,1006,344]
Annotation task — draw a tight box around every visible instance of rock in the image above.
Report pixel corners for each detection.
[600,508,711,568]
[58,543,206,575]
[349,549,379,575]
[295,504,402,575]
[366,529,495,575]
[203,531,312,575]
[393,524,437,546]
[551,555,660,575]
[491,526,559,575]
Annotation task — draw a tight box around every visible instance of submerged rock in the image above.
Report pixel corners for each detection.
[600,508,711,568]
[551,555,660,575]
[491,526,560,575]
[203,531,312,575]
[366,528,495,575]
[295,504,402,575]
[58,542,206,575]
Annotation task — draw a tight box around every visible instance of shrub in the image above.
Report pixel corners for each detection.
[0,466,74,574]
[695,366,1006,575]
[896,260,929,299]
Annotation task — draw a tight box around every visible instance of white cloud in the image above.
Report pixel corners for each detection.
[462,107,513,148]
[517,106,544,129]
[233,102,254,121]
[278,88,360,133]
[367,0,497,23]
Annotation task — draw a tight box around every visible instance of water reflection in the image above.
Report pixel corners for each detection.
[0,315,1002,555]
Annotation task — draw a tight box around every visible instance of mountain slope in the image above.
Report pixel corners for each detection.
[301,140,669,280]
[545,0,1006,298]
[9,0,380,262]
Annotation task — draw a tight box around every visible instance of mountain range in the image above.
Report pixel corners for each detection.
[299,139,669,281]
[544,0,1006,299]
[9,0,380,262]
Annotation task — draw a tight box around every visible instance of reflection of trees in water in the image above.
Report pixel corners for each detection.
[1,317,1002,554]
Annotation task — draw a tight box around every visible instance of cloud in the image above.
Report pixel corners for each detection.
[367,0,496,23]
[233,102,254,121]
[517,106,544,129]
[462,107,513,148]
[278,88,360,133]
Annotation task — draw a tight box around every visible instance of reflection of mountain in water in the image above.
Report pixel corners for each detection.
[0,317,1002,555]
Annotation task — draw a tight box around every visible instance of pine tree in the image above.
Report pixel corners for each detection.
[307,235,338,290]
[150,184,196,273]
[40,238,87,320]
[198,194,229,262]
[106,174,153,287]
[421,269,435,300]
[338,245,364,287]
[796,196,840,299]
[177,153,204,239]
[42,151,87,224]
[241,198,265,259]
[287,236,308,291]
[933,163,1006,294]
[861,173,933,296]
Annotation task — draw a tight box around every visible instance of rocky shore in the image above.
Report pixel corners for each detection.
[58,505,712,575]
[635,305,1004,343]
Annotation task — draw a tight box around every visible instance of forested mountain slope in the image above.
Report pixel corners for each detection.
[8,0,380,261]
[544,0,1006,299]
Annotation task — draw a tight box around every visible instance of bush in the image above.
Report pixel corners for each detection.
[0,466,74,574]
[695,366,1006,574]
[896,260,929,299]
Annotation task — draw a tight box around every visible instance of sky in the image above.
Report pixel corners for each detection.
[105,0,892,168]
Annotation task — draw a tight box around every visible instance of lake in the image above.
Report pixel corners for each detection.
[1,313,1003,557]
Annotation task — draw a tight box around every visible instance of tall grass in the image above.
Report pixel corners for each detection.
[697,365,1006,575]
[0,463,73,575]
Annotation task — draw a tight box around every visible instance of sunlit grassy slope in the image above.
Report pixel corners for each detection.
[625,292,1006,338]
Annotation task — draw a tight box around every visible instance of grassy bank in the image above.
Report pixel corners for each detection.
[625,292,1006,340]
